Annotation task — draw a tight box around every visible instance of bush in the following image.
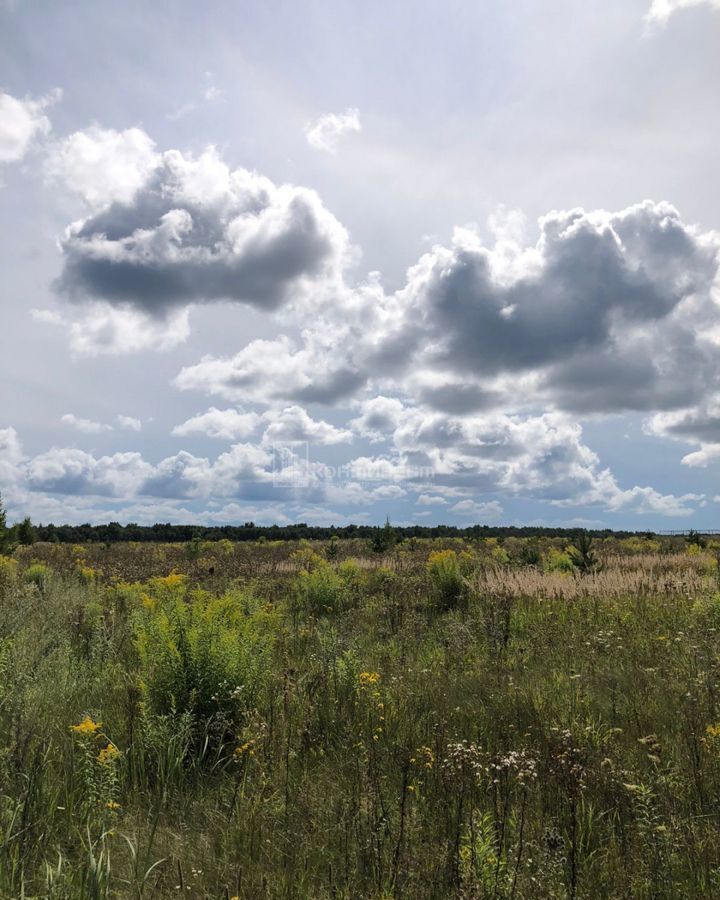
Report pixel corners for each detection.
[426,549,465,610]
[296,563,345,615]
[134,589,273,741]
[544,548,575,574]
[24,562,51,593]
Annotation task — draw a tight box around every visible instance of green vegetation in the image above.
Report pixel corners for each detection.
[2,533,720,897]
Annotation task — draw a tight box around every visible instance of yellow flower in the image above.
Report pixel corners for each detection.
[233,741,255,760]
[70,715,101,736]
[417,746,435,769]
[98,743,121,765]
[706,723,720,739]
[160,572,186,587]
[106,800,121,811]
[358,671,380,686]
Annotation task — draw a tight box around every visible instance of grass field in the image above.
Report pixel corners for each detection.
[2,535,720,898]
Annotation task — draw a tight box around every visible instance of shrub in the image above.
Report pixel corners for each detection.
[296,563,345,615]
[544,548,575,574]
[134,589,273,740]
[426,549,465,610]
[24,562,51,592]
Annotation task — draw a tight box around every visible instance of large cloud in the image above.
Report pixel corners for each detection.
[354,403,702,516]
[27,448,152,497]
[56,142,351,314]
[2,418,700,518]
[173,202,720,421]
[396,202,719,414]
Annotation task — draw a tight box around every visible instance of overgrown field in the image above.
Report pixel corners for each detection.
[2,535,720,898]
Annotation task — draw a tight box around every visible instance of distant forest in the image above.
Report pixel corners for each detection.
[31,521,660,544]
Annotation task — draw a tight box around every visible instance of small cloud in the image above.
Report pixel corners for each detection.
[416,494,448,506]
[117,415,142,432]
[0,88,60,164]
[172,407,261,441]
[203,72,224,102]
[305,107,361,154]
[31,307,63,325]
[166,102,197,122]
[44,125,158,207]
[450,499,504,519]
[167,73,224,120]
[61,413,113,434]
[645,0,720,27]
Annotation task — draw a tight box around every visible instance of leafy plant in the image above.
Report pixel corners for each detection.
[134,589,273,742]
[426,549,465,610]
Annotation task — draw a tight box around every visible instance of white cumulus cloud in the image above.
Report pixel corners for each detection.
[305,107,361,154]
[0,89,58,163]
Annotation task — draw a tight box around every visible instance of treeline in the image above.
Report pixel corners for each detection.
[31,520,653,544]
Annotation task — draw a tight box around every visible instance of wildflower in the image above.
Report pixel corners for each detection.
[161,572,186,587]
[98,743,121,765]
[71,715,101,736]
[489,749,538,786]
[415,746,435,770]
[442,740,488,783]
[358,671,380,686]
[706,723,720,739]
[106,800,121,811]
[233,740,255,760]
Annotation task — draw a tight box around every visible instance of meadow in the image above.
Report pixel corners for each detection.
[2,533,720,898]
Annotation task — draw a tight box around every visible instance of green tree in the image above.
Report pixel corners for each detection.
[569,531,598,575]
[0,494,13,554]
[17,516,37,546]
[371,517,397,554]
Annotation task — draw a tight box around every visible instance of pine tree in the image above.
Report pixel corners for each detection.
[371,517,397,554]
[0,494,12,555]
[17,517,37,546]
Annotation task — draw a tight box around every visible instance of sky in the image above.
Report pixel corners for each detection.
[1,0,719,530]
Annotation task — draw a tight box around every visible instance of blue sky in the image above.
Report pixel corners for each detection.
[1,0,719,529]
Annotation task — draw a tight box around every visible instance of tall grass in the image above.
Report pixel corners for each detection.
[1,539,720,897]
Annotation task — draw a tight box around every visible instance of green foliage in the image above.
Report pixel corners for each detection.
[24,561,51,592]
[370,516,397,554]
[134,587,273,737]
[426,548,465,610]
[0,494,15,556]
[569,531,599,574]
[3,539,720,897]
[16,516,37,546]
[296,561,345,615]
[544,547,575,574]
[0,556,18,590]
[686,529,707,549]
